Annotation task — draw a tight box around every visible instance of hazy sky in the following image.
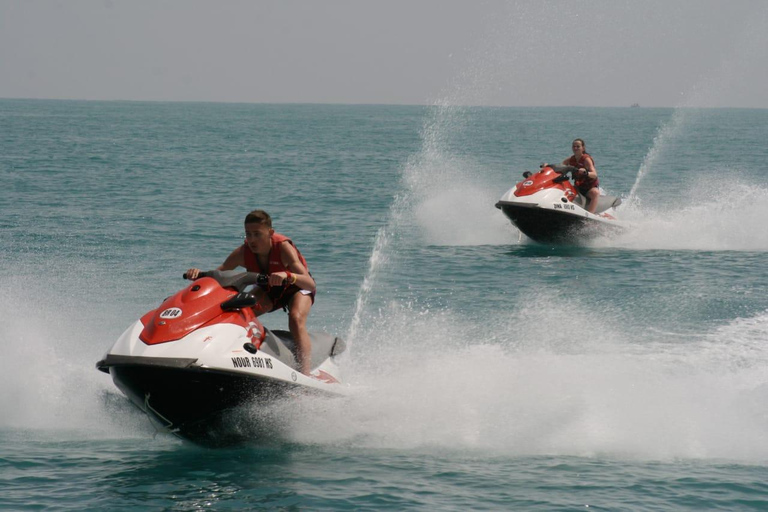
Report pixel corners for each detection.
[1,0,767,108]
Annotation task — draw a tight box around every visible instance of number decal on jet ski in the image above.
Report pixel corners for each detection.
[232,357,250,368]
[553,203,575,210]
[230,356,273,370]
[252,357,273,369]
[159,308,182,319]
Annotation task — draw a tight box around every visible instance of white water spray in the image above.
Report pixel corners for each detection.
[0,273,154,438]
[626,5,768,204]
[294,303,768,461]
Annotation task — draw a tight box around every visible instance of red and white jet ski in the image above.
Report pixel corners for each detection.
[495,165,625,244]
[97,270,347,446]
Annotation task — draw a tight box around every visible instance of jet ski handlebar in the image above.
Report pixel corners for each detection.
[182,270,270,290]
[527,164,580,180]
[537,165,579,184]
[550,164,579,174]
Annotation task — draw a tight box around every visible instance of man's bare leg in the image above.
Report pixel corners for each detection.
[288,294,313,375]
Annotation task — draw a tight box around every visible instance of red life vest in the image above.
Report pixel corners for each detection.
[569,153,599,190]
[242,232,309,275]
[242,232,313,311]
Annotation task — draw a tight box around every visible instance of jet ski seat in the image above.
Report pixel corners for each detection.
[260,330,347,371]
[574,192,622,214]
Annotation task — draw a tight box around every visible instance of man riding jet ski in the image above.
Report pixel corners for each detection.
[187,209,316,376]
[96,270,348,447]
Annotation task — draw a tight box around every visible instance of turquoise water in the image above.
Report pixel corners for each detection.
[2,99,768,510]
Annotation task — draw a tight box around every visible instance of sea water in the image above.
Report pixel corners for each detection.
[2,99,768,510]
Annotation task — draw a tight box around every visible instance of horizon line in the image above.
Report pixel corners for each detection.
[2,96,766,110]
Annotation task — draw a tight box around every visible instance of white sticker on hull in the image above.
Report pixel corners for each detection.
[159,307,182,319]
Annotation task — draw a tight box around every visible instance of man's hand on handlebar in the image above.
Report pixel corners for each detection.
[185,268,202,280]
[269,272,289,287]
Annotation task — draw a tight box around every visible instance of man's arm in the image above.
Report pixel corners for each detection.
[273,242,316,291]
[185,245,244,280]
[218,245,245,271]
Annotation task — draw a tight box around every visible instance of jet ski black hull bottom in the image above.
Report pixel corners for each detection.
[105,362,311,447]
[496,202,622,245]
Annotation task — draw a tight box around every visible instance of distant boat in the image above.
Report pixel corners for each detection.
[630,103,640,108]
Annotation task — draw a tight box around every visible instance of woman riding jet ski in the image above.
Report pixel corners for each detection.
[495,164,625,244]
[496,138,625,244]
[96,270,348,447]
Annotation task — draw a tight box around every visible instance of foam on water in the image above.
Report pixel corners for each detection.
[287,304,768,461]
[414,184,513,246]
[0,272,157,439]
[611,176,768,251]
[407,150,514,247]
